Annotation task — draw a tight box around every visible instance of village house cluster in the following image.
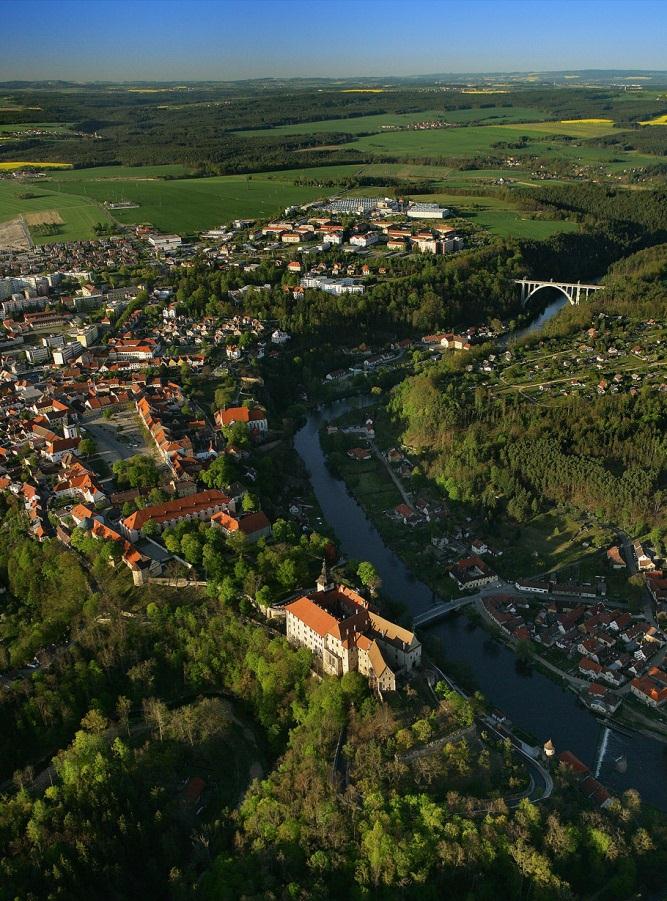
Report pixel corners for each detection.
[474,315,667,400]
[0,235,144,281]
[483,593,667,712]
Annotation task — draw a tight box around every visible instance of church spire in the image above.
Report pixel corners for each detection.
[316,557,333,592]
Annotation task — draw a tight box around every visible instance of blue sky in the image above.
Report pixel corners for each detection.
[1,0,665,81]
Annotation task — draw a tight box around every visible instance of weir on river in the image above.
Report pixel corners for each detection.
[293,296,667,809]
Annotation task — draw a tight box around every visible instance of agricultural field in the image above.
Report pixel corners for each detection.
[53,171,329,233]
[0,123,656,244]
[497,119,617,137]
[235,105,551,137]
[0,161,72,171]
[0,160,577,242]
[0,122,75,135]
[50,163,192,180]
[0,178,114,243]
[339,120,620,158]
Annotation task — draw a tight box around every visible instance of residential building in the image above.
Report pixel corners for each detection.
[24,310,68,331]
[607,546,626,568]
[210,510,272,542]
[350,232,379,248]
[43,435,81,463]
[300,275,364,296]
[630,667,667,708]
[215,406,268,433]
[634,541,656,571]
[52,341,83,366]
[450,556,499,590]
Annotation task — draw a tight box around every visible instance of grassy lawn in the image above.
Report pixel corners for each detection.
[331,444,459,599]
[340,458,402,509]
[464,209,577,239]
[411,189,578,238]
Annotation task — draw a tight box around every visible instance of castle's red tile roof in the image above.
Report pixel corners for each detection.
[122,488,230,532]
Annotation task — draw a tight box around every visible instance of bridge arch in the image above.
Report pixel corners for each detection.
[523,283,574,307]
[514,278,603,307]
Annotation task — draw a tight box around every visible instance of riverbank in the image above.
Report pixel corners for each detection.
[295,397,667,809]
[319,413,461,601]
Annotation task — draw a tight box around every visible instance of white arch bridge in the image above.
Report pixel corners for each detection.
[515,278,604,306]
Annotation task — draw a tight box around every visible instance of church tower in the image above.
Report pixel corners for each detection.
[63,419,79,439]
[316,558,334,593]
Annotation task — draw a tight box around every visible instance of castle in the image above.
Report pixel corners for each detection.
[284,562,421,691]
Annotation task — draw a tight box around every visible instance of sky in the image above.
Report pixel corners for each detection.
[2,0,666,82]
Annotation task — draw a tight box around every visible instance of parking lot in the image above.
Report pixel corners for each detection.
[83,409,157,464]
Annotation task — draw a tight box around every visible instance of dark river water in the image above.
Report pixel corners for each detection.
[502,293,569,343]
[293,297,667,808]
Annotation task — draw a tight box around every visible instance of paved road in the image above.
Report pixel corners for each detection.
[369,440,414,510]
[0,641,72,692]
[619,530,658,625]
[480,715,554,806]
[427,662,553,804]
[620,531,638,577]
[414,580,531,629]
[399,725,476,762]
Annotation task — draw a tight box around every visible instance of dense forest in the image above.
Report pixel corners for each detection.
[2,503,667,899]
[387,261,667,535]
[164,242,525,340]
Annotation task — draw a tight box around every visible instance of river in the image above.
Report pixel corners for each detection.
[293,297,667,809]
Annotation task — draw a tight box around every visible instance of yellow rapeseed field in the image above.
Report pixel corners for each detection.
[340,89,385,93]
[0,161,72,170]
[560,118,614,125]
[639,114,667,126]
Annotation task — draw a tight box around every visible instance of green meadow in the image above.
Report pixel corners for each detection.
[235,106,551,137]
[0,179,115,243]
[5,170,328,235]
[340,120,618,158]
